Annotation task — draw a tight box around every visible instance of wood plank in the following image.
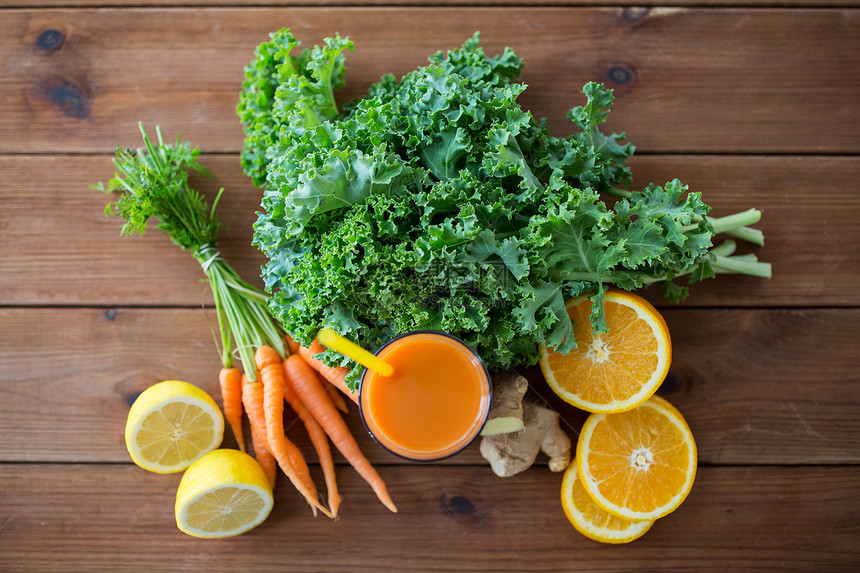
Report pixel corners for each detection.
[2,8,859,154]
[1,154,856,307]
[1,307,857,465]
[11,0,860,7]
[0,463,857,571]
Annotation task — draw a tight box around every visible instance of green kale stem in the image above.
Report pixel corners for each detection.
[688,208,765,247]
[608,187,766,246]
[711,252,772,278]
[554,238,771,286]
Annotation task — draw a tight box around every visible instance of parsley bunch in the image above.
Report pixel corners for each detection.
[239,31,770,388]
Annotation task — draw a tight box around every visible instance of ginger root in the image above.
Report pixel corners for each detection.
[480,401,571,477]
[480,370,529,436]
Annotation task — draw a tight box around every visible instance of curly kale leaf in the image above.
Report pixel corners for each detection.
[237,30,353,188]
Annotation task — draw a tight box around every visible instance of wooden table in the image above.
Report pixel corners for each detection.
[2,3,858,571]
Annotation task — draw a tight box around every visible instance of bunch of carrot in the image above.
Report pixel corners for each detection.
[219,340,397,518]
[97,125,395,519]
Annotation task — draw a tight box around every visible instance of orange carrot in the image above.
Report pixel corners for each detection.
[288,336,348,412]
[219,367,246,453]
[299,339,358,405]
[324,375,350,414]
[284,354,398,513]
[255,345,331,518]
[285,334,301,356]
[282,361,342,517]
[241,373,276,488]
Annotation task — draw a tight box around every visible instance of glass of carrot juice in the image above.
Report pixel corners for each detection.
[358,331,492,462]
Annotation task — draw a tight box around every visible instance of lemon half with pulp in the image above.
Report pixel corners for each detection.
[125,380,224,473]
[175,449,274,538]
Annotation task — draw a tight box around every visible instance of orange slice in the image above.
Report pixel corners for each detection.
[576,395,697,521]
[540,290,671,413]
[561,459,654,544]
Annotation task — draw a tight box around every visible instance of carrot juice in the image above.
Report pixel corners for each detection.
[359,331,492,461]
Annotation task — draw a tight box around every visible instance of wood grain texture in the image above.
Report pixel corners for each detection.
[1,154,855,307]
[1,3,858,568]
[2,8,859,154]
[12,0,860,7]
[1,463,858,572]
[1,307,857,465]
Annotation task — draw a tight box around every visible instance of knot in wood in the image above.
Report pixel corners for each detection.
[657,369,694,401]
[621,7,651,23]
[439,493,484,528]
[125,390,143,408]
[36,29,66,52]
[41,78,92,119]
[447,495,475,515]
[606,64,636,86]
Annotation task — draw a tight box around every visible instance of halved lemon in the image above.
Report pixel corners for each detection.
[175,449,274,538]
[125,380,224,473]
[540,290,671,413]
[561,459,653,544]
[576,395,697,522]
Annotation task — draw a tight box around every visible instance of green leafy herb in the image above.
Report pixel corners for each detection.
[239,31,771,388]
[97,123,285,380]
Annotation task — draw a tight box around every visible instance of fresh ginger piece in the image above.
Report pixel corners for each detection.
[480,401,571,477]
[480,370,529,436]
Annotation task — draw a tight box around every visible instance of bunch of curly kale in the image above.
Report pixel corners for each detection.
[237,30,769,388]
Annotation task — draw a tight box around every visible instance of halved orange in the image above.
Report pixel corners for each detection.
[561,459,654,544]
[540,290,671,413]
[576,395,697,522]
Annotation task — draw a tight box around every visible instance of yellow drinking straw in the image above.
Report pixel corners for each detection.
[317,328,395,378]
